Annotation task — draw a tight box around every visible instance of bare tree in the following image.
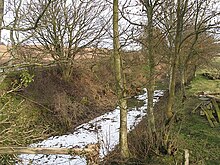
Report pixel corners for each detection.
[0,0,3,43]
[164,0,187,119]
[22,0,108,81]
[0,0,54,84]
[121,0,168,145]
[178,0,220,98]
[159,0,220,119]
[113,0,130,159]
[138,0,163,143]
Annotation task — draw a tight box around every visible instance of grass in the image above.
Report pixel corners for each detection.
[175,58,220,164]
[111,57,220,165]
[212,57,220,69]
[0,72,60,145]
[187,57,220,95]
[177,96,220,164]
[141,57,220,165]
[187,74,220,95]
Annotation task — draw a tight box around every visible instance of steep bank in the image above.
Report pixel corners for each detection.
[19,58,119,133]
[0,53,167,163]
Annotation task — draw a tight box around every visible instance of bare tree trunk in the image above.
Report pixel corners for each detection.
[0,0,3,43]
[181,67,186,98]
[145,2,156,138]
[61,62,74,82]
[166,0,187,120]
[113,0,130,159]
[166,50,177,119]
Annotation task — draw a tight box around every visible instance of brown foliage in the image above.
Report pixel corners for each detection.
[21,61,117,132]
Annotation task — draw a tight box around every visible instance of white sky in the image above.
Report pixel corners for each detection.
[1,0,220,47]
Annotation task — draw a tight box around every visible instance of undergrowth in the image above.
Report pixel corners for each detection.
[104,58,220,164]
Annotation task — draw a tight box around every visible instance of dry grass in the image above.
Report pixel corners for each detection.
[18,60,117,132]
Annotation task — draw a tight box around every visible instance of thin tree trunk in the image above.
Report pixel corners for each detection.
[166,51,177,119]
[62,64,73,82]
[145,3,156,137]
[166,0,187,120]
[181,67,186,97]
[0,0,5,84]
[0,0,3,43]
[113,0,130,158]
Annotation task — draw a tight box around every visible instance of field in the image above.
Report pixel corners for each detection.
[167,57,220,165]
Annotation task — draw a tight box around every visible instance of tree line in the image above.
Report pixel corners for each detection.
[0,0,219,161]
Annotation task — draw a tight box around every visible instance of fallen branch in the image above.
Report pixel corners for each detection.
[0,144,100,165]
[192,102,203,113]
[0,146,97,155]
[202,107,218,127]
[206,95,220,102]
[205,92,220,96]
[211,98,220,122]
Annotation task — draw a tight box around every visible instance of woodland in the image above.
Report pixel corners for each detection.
[0,0,220,164]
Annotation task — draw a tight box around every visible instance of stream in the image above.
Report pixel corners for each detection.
[18,89,164,165]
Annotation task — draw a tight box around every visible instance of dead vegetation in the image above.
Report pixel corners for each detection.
[103,92,178,164]
[0,50,167,163]
[0,56,118,163]
[18,59,117,132]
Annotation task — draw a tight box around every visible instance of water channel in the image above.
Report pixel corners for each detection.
[18,89,164,165]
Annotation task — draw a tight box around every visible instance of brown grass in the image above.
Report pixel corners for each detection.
[19,60,117,132]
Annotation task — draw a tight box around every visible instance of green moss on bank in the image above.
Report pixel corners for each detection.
[187,74,220,95]
[175,60,220,164]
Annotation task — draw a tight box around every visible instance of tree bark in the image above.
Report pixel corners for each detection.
[0,0,4,43]
[180,65,186,100]
[61,61,74,82]
[0,144,100,165]
[145,1,156,136]
[166,0,187,120]
[113,0,130,158]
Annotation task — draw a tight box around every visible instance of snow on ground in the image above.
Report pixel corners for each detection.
[18,90,164,165]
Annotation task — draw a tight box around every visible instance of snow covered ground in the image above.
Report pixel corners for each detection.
[18,89,164,165]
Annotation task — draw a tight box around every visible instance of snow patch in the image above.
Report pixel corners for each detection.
[18,90,164,165]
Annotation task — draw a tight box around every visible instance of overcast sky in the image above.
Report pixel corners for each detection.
[1,0,219,47]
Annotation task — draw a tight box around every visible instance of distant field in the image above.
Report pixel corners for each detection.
[187,56,220,95]
[0,45,109,65]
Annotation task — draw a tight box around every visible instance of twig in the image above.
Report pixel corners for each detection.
[13,92,53,113]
